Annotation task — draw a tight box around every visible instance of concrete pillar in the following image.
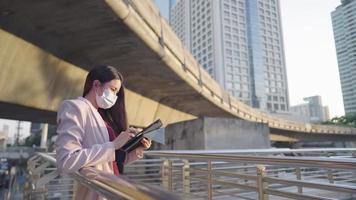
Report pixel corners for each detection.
[40,123,48,150]
[155,117,270,150]
[0,132,6,151]
[0,139,6,151]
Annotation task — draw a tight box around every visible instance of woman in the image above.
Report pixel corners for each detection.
[55,65,151,199]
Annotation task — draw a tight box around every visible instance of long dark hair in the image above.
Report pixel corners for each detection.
[82,65,128,135]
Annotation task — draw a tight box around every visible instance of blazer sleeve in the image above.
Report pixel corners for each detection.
[55,100,116,174]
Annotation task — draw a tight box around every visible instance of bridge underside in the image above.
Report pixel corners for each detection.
[0,102,56,124]
[270,128,356,142]
[0,0,231,119]
[1,0,356,141]
[0,29,195,127]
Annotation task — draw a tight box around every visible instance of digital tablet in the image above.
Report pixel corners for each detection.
[120,119,163,152]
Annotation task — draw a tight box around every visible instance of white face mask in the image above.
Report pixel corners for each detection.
[95,87,118,109]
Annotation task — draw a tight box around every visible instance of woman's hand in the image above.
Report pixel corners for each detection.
[140,138,152,149]
[133,138,152,159]
[112,128,137,150]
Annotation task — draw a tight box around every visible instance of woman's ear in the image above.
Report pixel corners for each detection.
[92,80,100,94]
[93,80,100,88]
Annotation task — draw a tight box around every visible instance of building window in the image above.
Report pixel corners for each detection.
[225,33,231,40]
[208,68,213,74]
[274,103,279,110]
[242,84,248,91]
[281,104,286,111]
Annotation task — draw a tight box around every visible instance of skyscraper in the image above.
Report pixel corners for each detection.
[290,96,330,123]
[331,0,356,115]
[170,0,289,113]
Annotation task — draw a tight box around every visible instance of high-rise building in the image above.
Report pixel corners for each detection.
[169,0,289,113]
[290,96,330,123]
[323,106,330,121]
[331,0,356,115]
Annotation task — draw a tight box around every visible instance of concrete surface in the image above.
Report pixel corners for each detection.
[155,117,270,150]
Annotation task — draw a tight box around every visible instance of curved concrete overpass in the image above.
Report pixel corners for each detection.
[0,0,355,136]
[0,29,195,127]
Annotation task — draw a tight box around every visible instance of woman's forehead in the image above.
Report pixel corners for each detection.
[106,79,121,88]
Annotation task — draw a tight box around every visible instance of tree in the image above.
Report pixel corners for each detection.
[23,133,41,147]
[322,113,356,127]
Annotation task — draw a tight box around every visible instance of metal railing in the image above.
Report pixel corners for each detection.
[25,152,179,200]
[24,149,356,199]
[121,148,356,200]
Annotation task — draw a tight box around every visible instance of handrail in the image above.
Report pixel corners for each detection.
[135,149,356,199]
[264,177,356,193]
[36,153,180,200]
[145,151,356,170]
[147,148,356,155]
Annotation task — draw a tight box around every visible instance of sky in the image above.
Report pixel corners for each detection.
[279,0,343,118]
[0,119,31,145]
[154,0,344,118]
[154,0,170,19]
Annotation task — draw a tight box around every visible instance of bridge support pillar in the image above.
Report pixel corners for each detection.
[154,117,270,150]
[40,124,48,150]
[0,139,6,151]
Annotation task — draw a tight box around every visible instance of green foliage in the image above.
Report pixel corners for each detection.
[322,113,356,127]
[23,133,41,147]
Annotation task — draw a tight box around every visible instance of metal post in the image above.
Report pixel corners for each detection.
[327,169,334,184]
[273,167,279,178]
[295,167,303,193]
[72,180,78,200]
[40,123,48,150]
[244,163,249,184]
[27,159,47,199]
[207,160,213,200]
[257,165,268,200]
[182,159,190,195]
[162,159,172,191]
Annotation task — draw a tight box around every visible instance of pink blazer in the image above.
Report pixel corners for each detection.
[55,97,141,200]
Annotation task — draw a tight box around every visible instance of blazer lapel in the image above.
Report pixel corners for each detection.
[78,97,109,143]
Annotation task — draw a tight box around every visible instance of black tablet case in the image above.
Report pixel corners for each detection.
[120,119,163,152]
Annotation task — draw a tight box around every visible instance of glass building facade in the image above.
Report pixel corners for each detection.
[168,0,289,113]
[331,0,356,115]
